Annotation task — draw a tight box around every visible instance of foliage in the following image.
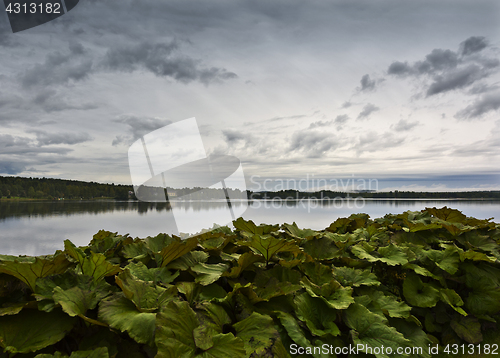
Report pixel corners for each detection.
[0,207,499,357]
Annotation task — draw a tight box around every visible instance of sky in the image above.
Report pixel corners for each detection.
[1,0,500,192]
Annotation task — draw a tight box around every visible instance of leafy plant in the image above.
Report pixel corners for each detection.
[0,207,499,357]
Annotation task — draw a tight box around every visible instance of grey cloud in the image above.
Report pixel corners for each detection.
[112,115,172,146]
[289,130,339,158]
[421,49,458,72]
[426,65,486,96]
[391,119,418,132]
[27,130,93,146]
[32,89,98,112]
[359,74,376,92]
[102,42,237,85]
[309,115,349,130]
[357,103,379,120]
[0,134,72,155]
[0,161,26,175]
[341,101,352,108]
[387,61,412,76]
[21,51,93,88]
[387,36,497,97]
[355,132,405,155]
[460,36,488,56]
[222,129,252,144]
[455,92,500,120]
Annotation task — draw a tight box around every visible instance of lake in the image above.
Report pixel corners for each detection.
[1,199,499,256]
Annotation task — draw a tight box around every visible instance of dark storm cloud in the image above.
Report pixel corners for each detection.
[454,92,500,120]
[289,130,339,158]
[426,65,486,96]
[27,129,93,146]
[387,36,498,97]
[111,115,173,146]
[102,42,237,85]
[391,119,419,132]
[459,36,488,56]
[357,103,379,120]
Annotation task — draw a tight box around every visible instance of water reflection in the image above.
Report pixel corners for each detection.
[0,199,498,256]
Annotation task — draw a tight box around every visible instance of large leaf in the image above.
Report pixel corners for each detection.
[301,276,354,310]
[402,273,440,308]
[191,263,229,286]
[125,261,179,285]
[233,312,280,356]
[233,217,279,237]
[158,236,199,267]
[450,316,483,344]
[343,303,410,358]
[239,234,302,263]
[115,270,177,312]
[98,293,156,345]
[224,252,263,278]
[64,240,120,282]
[0,253,72,291]
[155,300,246,358]
[426,207,467,223]
[294,293,340,337]
[424,246,460,275]
[334,266,380,287]
[302,236,340,260]
[0,309,75,354]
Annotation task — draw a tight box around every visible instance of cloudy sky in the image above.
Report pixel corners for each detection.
[1,0,499,192]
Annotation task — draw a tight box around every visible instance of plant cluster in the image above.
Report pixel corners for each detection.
[0,207,499,358]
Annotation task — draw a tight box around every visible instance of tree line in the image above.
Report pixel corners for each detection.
[0,176,132,200]
[1,175,499,201]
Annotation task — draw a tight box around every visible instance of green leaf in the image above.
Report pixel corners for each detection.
[343,303,410,358]
[115,270,177,312]
[301,276,354,310]
[282,222,318,239]
[389,318,432,358]
[424,246,460,275]
[302,236,340,260]
[98,293,156,345]
[155,300,246,358]
[275,311,314,353]
[0,309,75,354]
[0,252,72,291]
[233,217,279,237]
[239,234,302,263]
[125,261,179,284]
[358,290,412,319]
[224,252,263,278]
[294,293,340,337]
[426,207,467,223]
[158,236,199,267]
[377,244,409,266]
[233,312,280,356]
[64,240,121,282]
[440,288,467,316]
[450,316,483,344]
[334,266,380,287]
[402,273,440,308]
[191,263,229,286]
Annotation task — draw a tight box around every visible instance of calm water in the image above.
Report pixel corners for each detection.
[0,199,499,256]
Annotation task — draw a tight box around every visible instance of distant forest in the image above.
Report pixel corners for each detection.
[0,176,499,200]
